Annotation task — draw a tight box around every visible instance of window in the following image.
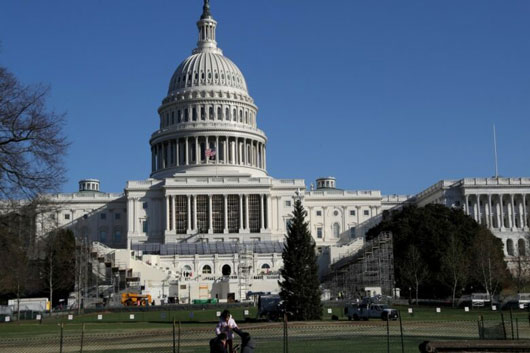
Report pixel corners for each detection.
[222,265,231,276]
[182,265,192,278]
[350,210,356,216]
[350,227,355,238]
[64,214,70,220]
[143,202,148,209]
[363,210,370,216]
[285,200,291,207]
[333,223,340,238]
[115,213,121,220]
[519,239,526,256]
[100,213,106,220]
[316,210,322,216]
[142,220,148,233]
[261,264,271,274]
[202,265,212,274]
[286,219,292,231]
[113,230,121,242]
[99,231,107,242]
[507,239,515,256]
[317,227,323,239]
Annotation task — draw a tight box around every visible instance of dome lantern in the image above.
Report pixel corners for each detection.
[193,0,221,55]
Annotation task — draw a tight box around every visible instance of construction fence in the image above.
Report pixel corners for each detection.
[2,315,530,353]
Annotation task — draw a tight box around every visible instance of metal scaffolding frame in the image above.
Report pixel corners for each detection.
[323,232,394,299]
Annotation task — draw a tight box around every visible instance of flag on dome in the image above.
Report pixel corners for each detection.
[205,148,216,159]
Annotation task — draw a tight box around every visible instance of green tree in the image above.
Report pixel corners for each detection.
[367,204,509,299]
[279,199,322,321]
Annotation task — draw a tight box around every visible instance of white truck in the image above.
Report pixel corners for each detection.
[344,302,399,321]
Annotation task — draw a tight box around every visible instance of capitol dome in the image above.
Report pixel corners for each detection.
[149,0,268,179]
[168,53,248,94]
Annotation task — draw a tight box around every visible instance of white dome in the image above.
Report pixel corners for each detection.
[168,52,248,94]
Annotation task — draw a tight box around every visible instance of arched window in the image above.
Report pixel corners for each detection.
[209,106,214,120]
[261,264,271,274]
[233,109,237,121]
[217,107,222,120]
[519,239,526,256]
[202,265,212,274]
[226,107,230,120]
[507,239,515,256]
[182,265,192,278]
[333,223,340,238]
[222,265,231,276]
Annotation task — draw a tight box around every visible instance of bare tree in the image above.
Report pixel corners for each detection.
[471,228,509,304]
[441,234,469,307]
[511,239,530,293]
[402,245,429,305]
[0,66,68,200]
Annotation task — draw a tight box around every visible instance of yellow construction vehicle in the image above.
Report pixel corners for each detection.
[121,293,152,306]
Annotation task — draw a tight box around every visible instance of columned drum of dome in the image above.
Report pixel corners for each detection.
[150,1,267,179]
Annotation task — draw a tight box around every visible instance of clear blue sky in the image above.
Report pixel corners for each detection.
[1,0,529,196]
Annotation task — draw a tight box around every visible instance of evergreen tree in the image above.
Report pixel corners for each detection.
[279,199,322,320]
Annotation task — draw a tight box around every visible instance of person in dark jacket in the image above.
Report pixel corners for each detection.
[210,332,227,353]
[233,328,255,353]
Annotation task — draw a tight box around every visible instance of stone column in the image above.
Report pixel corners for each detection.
[195,136,199,165]
[511,194,516,229]
[266,195,272,231]
[193,195,198,232]
[356,206,360,225]
[172,195,177,234]
[185,137,189,165]
[464,194,469,216]
[176,139,180,167]
[208,194,213,234]
[239,194,244,233]
[488,194,493,228]
[186,195,191,233]
[322,206,327,241]
[128,198,134,233]
[263,144,267,169]
[496,196,501,229]
[500,195,505,229]
[224,195,228,234]
[518,196,524,229]
[165,195,170,232]
[133,198,138,233]
[245,195,250,231]
[523,194,530,228]
[260,194,265,232]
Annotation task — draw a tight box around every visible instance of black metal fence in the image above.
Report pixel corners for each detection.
[1,316,530,353]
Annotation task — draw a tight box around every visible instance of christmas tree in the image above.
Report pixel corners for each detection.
[279,199,322,320]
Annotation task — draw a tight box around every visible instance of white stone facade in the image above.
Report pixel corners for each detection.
[413,177,530,257]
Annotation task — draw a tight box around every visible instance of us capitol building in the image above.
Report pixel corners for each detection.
[37,2,530,304]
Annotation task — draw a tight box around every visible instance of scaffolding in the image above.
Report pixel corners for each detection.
[238,243,254,301]
[323,232,394,299]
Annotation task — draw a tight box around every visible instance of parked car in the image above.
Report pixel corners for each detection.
[344,302,399,321]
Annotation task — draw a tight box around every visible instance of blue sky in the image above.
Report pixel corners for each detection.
[1,0,529,196]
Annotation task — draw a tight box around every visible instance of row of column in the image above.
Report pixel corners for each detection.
[464,193,529,230]
[164,194,269,235]
[161,105,255,128]
[152,136,266,171]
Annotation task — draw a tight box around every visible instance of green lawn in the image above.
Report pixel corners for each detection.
[1,305,529,353]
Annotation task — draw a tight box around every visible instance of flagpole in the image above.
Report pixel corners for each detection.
[493,124,498,178]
